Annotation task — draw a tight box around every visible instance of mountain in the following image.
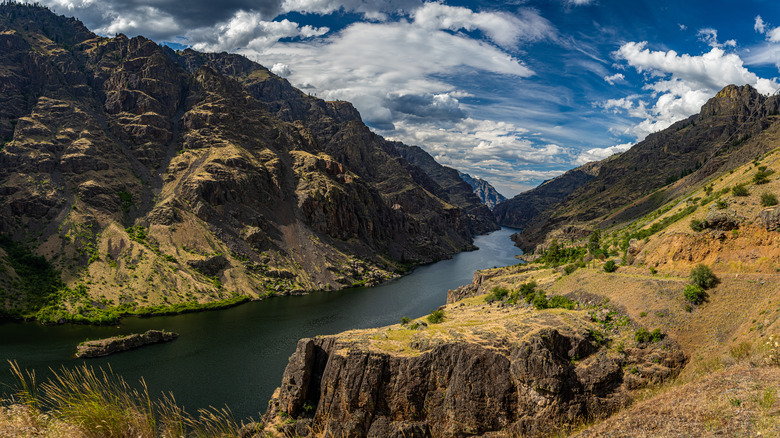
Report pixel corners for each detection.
[510,84,780,251]
[0,3,496,322]
[492,160,603,229]
[457,172,506,210]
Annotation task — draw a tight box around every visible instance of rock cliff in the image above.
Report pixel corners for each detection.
[264,294,685,437]
[0,4,496,322]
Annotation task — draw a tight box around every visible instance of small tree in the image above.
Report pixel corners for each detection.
[732,184,749,197]
[603,260,617,273]
[588,229,601,254]
[684,284,707,304]
[689,264,718,289]
[761,192,778,207]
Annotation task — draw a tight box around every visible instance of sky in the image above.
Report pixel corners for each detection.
[34,0,780,197]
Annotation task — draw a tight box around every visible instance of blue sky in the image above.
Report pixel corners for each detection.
[38,0,780,196]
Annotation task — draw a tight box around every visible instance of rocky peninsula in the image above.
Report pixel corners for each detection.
[75,330,179,358]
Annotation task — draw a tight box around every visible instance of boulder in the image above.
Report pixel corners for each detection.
[759,206,780,231]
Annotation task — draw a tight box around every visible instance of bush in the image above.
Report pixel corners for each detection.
[683,284,707,304]
[400,316,410,325]
[716,200,728,209]
[761,192,778,207]
[427,309,445,324]
[732,184,749,197]
[603,260,617,273]
[753,166,772,185]
[531,291,549,310]
[689,264,718,289]
[563,263,578,275]
[549,295,576,310]
[485,286,510,303]
[689,219,705,232]
[635,328,663,343]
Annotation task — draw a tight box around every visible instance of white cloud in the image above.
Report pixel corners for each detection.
[603,73,624,84]
[574,142,632,165]
[95,5,183,38]
[696,28,735,49]
[248,20,534,128]
[187,12,329,52]
[411,3,555,48]
[611,41,780,139]
[270,63,291,77]
[755,15,766,34]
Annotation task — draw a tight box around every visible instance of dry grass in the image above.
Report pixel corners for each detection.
[572,365,780,437]
[2,361,251,438]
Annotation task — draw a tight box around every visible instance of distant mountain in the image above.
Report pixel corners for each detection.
[492,161,603,229]
[457,172,506,210]
[0,3,496,322]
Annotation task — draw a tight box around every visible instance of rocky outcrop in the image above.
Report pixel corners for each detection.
[458,172,506,210]
[704,205,742,231]
[759,206,780,231]
[264,306,686,437]
[75,330,178,358]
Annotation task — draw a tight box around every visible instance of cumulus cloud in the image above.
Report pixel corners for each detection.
[252,19,534,128]
[603,73,624,85]
[270,63,291,77]
[187,12,328,52]
[411,3,555,48]
[610,41,780,139]
[574,142,632,165]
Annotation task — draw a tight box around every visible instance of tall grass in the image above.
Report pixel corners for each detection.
[6,361,251,437]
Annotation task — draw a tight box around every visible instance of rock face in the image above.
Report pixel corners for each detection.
[75,330,178,358]
[759,206,780,231]
[0,4,496,319]
[458,172,507,210]
[264,307,686,437]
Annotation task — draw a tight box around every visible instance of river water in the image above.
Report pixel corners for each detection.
[0,227,521,421]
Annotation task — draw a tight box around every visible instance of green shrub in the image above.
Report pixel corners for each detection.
[549,295,576,310]
[732,184,749,197]
[427,309,445,324]
[753,166,772,185]
[400,316,410,325]
[531,291,549,310]
[649,267,657,275]
[689,219,705,232]
[761,192,778,207]
[563,263,578,275]
[635,328,663,343]
[603,260,617,273]
[683,284,707,304]
[716,200,728,209]
[689,264,718,289]
[486,286,510,303]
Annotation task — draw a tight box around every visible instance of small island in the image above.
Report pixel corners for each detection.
[76,330,179,358]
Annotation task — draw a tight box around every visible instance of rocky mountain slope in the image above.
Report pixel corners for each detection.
[458,171,506,210]
[0,3,496,323]
[493,160,603,229]
[507,85,780,251]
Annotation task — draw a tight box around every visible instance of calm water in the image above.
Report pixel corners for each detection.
[0,227,521,420]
